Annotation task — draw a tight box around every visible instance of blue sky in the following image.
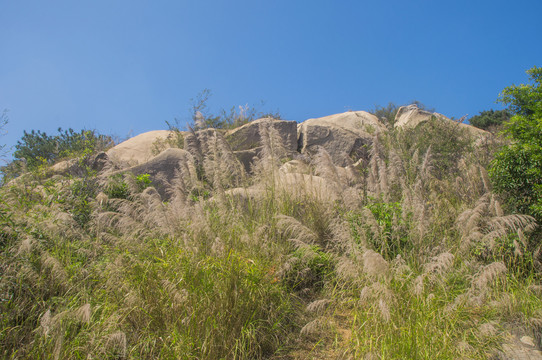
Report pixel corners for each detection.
[1,0,541,156]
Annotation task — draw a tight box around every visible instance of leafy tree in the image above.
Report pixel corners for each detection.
[489,66,542,220]
[12,128,114,171]
[372,102,400,127]
[468,109,511,131]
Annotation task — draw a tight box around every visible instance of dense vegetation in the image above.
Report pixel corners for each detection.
[468,109,511,131]
[490,66,542,222]
[1,69,541,359]
[1,128,114,183]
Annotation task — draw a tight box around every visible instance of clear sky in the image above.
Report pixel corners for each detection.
[1,0,541,156]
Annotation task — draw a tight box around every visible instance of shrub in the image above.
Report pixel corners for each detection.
[397,116,474,179]
[469,109,511,131]
[13,128,113,170]
[490,66,542,221]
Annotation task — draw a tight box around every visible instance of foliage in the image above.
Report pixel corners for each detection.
[468,109,511,131]
[396,116,474,179]
[281,244,335,294]
[68,173,98,226]
[13,127,114,170]
[151,121,185,155]
[104,173,152,200]
[371,102,400,127]
[351,200,412,260]
[490,66,542,221]
[104,173,130,199]
[135,173,152,191]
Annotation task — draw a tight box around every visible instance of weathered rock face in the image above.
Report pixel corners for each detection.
[129,148,193,198]
[225,118,298,172]
[297,111,386,166]
[107,130,175,166]
[225,118,297,152]
[394,104,488,137]
[393,104,442,129]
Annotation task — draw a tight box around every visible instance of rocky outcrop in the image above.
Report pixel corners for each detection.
[107,130,175,166]
[297,111,385,166]
[225,118,298,172]
[225,118,297,152]
[129,148,193,198]
[394,104,487,137]
[393,104,445,129]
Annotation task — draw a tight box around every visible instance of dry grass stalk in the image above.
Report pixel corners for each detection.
[42,252,68,284]
[306,299,332,314]
[359,282,394,322]
[74,303,92,324]
[362,250,389,279]
[276,215,318,245]
[472,262,507,291]
[300,318,323,337]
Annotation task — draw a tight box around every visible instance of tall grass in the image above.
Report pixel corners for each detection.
[1,116,541,359]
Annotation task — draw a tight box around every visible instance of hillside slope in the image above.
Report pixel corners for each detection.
[1,106,541,359]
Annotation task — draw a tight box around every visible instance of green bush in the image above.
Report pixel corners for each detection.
[469,109,511,131]
[490,66,542,221]
[397,116,474,179]
[104,174,130,199]
[281,244,335,294]
[349,200,412,260]
[13,128,114,170]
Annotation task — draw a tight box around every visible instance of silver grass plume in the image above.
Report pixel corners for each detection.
[424,252,454,276]
[105,331,127,358]
[42,252,68,284]
[306,299,331,314]
[74,303,92,324]
[359,282,394,322]
[336,256,361,283]
[413,252,454,297]
[472,261,507,292]
[362,250,389,279]
[255,120,289,180]
[161,279,189,309]
[202,130,245,192]
[389,147,405,180]
[276,215,318,245]
[314,147,343,189]
[300,318,324,337]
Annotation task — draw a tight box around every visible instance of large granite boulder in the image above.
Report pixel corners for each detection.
[297,111,386,166]
[394,104,487,137]
[129,148,193,198]
[107,130,175,166]
[225,118,298,172]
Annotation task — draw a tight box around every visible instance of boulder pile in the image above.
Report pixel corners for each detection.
[99,104,486,198]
